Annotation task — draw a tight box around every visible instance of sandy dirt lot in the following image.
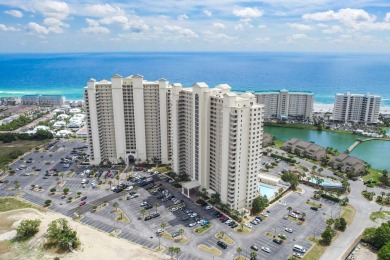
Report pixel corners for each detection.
[0,208,169,260]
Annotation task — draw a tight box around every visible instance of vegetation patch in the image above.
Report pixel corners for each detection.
[153,166,170,173]
[197,244,221,256]
[341,205,356,225]
[162,233,189,243]
[114,208,130,223]
[0,197,34,212]
[303,237,327,260]
[215,232,235,245]
[194,224,212,234]
[306,201,322,208]
[234,226,251,234]
[370,211,390,224]
[0,140,44,170]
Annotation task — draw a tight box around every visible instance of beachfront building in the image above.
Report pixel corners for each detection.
[255,89,313,120]
[333,93,381,124]
[84,74,172,165]
[171,83,264,209]
[21,95,65,107]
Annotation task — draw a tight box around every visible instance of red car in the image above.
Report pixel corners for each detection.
[79,201,86,207]
[293,210,301,215]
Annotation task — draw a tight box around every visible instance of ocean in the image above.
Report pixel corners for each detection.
[1,52,390,106]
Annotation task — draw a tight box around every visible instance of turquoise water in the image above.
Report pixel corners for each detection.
[1,52,390,105]
[265,126,390,170]
[259,184,277,199]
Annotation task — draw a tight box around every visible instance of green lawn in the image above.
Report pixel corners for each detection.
[362,168,382,183]
[303,237,327,260]
[370,211,390,223]
[194,224,212,234]
[153,166,170,173]
[341,205,356,225]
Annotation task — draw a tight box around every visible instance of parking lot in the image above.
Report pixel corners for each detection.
[0,144,342,260]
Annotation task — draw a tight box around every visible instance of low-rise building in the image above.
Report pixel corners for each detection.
[329,153,367,176]
[0,105,41,118]
[282,138,326,160]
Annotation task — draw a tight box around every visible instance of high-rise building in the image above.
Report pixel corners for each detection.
[84,74,172,165]
[171,83,264,209]
[255,89,313,120]
[333,93,381,124]
[21,94,65,107]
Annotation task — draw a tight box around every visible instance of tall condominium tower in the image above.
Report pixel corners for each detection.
[255,89,313,120]
[84,74,172,165]
[171,83,264,209]
[333,93,381,124]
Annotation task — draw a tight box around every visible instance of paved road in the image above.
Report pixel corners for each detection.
[320,181,389,260]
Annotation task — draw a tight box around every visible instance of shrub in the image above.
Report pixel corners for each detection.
[15,219,41,240]
[45,218,80,251]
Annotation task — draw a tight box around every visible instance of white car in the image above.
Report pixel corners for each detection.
[188,222,197,227]
[285,228,293,233]
[245,223,253,229]
[140,201,148,206]
[190,213,198,218]
[125,186,134,191]
[261,246,271,253]
[225,219,232,225]
[170,207,178,212]
[205,205,213,210]
[157,228,164,234]
[261,212,269,217]
[293,252,303,259]
[130,193,139,199]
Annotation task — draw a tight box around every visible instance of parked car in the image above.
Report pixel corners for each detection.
[81,196,87,201]
[310,206,319,211]
[285,228,293,233]
[171,232,180,238]
[79,201,86,207]
[273,239,282,245]
[217,241,227,249]
[188,222,197,227]
[261,246,270,253]
[250,245,258,251]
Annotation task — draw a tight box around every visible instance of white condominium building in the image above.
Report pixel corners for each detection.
[255,89,313,120]
[84,74,172,165]
[171,83,264,210]
[333,93,381,124]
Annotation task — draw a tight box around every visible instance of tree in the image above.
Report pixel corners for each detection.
[15,219,41,240]
[236,247,242,258]
[335,217,347,231]
[113,202,119,212]
[141,208,146,219]
[45,218,80,251]
[179,228,184,240]
[250,251,257,260]
[13,180,19,189]
[219,230,225,238]
[251,195,269,215]
[168,247,175,259]
[108,180,112,189]
[50,188,56,193]
[160,222,167,230]
[174,247,181,260]
[115,175,120,185]
[281,172,299,190]
[321,225,334,245]
[287,206,292,214]
[373,223,390,249]
[154,203,160,214]
[378,241,390,260]
[77,192,82,197]
[44,200,52,206]
[63,188,69,195]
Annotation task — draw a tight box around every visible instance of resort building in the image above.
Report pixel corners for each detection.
[329,153,367,176]
[171,83,264,209]
[282,138,326,161]
[84,74,172,165]
[333,93,381,124]
[21,95,65,107]
[255,89,313,120]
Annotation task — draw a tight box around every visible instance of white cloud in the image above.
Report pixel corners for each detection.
[258,24,267,29]
[291,33,310,40]
[43,17,68,28]
[213,22,225,29]
[235,23,244,31]
[255,37,271,44]
[81,3,124,17]
[177,14,189,21]
[99,16,149,33]
[322,25,343,34]
[0,24,19,32]
[385,12,390,23]
[4,9,23,18]
[288,23,312,31]
[27,22,49,35]
[34,0,70,20]
[160,25,198,39]
[202,31,236,42]
[82,18,109,34]
[233,7,263,18]
[203,10,212,17]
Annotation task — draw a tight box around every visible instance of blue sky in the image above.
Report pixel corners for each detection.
[1,0,390,52]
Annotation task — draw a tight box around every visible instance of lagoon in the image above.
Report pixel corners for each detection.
[264,126,390,170]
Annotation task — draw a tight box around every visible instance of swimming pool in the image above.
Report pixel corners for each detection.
[259,184,277,199]
[309,178,342,187]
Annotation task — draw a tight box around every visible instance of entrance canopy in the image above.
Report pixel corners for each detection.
[181,180,201,198]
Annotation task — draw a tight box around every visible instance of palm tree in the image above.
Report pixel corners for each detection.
[141,208,146,219]
[40,155,44,162]
[4,180,9,186]
[160,222,166,230]
[134,186,139,193]
[381,191,386,201]
[179,228,184,240]
[386,193,390,203]
[108,180,112,189]
[115,175,120,185]
[301,212,306,222]
[174,247,181,260]
[113,201,119,211]
[60,173,64,180]
[287,206,292,214]
[168,247,175,259]
[250,251,257,260]
[13,180,19,189]
[154,203,160,214]
[219,230,225,239]
[236,247,242,259]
